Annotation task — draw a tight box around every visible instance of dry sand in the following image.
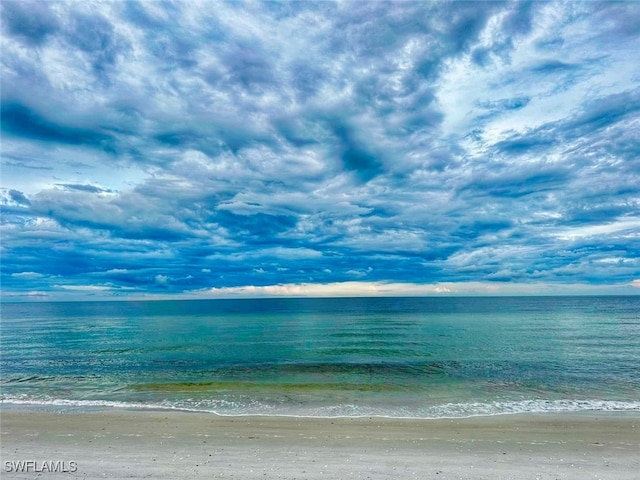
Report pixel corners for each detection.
[1,409,638,479]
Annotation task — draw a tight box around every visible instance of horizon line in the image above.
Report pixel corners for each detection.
[2,280,639,302]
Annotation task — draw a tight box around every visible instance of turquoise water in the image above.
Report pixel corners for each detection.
[1,296,639,417]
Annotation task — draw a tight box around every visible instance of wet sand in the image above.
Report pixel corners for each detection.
[1,409,638,479]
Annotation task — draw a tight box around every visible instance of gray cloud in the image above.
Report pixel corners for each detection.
[1,0,639,299]
[1,102,116,148]
[1,0,59,46]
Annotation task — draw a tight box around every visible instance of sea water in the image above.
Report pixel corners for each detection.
[1,296,639,418]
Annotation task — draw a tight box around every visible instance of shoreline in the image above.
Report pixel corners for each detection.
[3,397,639,419]
[2,409,638,479]
[2,401,640,420]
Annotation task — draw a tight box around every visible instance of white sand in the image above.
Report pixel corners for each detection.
[1,409,638,479]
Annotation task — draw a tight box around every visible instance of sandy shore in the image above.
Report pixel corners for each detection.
[1,409,638,479]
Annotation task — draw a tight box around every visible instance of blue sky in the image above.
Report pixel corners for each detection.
[1,0,639,300]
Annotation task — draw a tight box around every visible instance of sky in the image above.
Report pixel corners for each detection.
[1,0,639,301]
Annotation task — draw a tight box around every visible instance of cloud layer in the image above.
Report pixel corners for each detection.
[2,1,639,299]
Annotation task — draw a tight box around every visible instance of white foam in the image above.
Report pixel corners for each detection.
[421,399,640,418]
[2,395,639,419]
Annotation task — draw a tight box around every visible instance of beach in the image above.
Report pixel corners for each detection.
[2,410,638,479]
[2,298,639,478]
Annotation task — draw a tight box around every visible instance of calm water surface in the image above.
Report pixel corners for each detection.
[1,296,639,417]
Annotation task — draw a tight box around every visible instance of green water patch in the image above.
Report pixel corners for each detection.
[124,380,404,393]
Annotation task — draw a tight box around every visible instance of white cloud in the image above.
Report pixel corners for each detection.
[202,281,636,298]
[11,271,44,279]
[552,217,640,241]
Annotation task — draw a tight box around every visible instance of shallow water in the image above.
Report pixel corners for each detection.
[1,296,639,417]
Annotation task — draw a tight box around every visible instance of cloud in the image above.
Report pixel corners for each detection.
[0,103,116,148]
[1,188,31,207]
[203,281,637,299]
[11,271,44,279]
[1,0,59,46]
[55,183,114,194]
[1,1,639,300]
[205,282,398,298]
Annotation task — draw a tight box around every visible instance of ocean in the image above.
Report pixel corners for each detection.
[1,296,639,418]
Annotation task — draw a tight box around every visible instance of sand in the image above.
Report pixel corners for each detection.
[1,409,638,479]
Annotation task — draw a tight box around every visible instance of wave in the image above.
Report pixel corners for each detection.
[2,395,639,419]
